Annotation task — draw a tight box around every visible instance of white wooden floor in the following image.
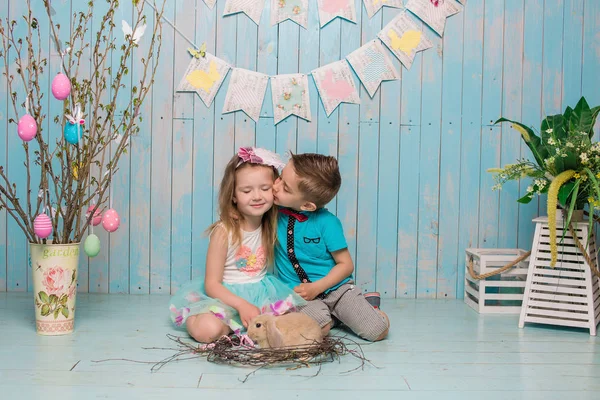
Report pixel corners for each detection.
[0,292,599,399]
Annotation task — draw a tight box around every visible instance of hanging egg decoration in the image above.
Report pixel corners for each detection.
[17,114,37,141]
[64,121,81,145]
[86,205,102,226]
[102,208,120,232]
[33,213,53,239]
[51,73,71,100]
[84,234,101,257]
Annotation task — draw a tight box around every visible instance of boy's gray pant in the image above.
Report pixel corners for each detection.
[298,282,389,342]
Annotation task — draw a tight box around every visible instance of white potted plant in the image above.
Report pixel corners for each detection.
[0,0,165,335]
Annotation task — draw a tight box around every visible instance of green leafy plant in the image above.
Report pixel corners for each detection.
[491,96,600,265]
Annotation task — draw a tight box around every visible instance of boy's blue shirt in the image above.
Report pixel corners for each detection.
[274,207,352,293]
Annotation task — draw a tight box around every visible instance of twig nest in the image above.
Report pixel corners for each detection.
[102,209,120,232]
[17,114,37,141]
[51,73,71,100]
[33,213,52,239]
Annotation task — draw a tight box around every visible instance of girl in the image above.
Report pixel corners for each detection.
[169,147,306,343]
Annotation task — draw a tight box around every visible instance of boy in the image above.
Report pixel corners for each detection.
[272,152,389,342]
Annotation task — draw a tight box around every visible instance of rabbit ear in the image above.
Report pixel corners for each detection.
[265,318,285,348]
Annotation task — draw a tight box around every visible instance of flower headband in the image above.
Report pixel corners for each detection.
[236,147,285,170]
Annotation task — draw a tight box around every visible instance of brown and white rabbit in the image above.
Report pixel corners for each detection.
[247,312,323,349]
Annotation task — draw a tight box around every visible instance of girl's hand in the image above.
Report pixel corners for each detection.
[237,301,261,328]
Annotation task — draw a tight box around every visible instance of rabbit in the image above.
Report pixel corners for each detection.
[247,312,323,349]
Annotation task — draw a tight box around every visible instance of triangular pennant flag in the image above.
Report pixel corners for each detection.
[362,0,404,19]
[346,40,400,98]
[203,0,217,9]
[405,0,463,37]
[271,0,309,28]
[176,52,231,107]
[377,12,433,70]
[317,0,357,27]
[222,68,269,122]
[223,0,265,25]
[312,60,360,116]
[271,74,312,124]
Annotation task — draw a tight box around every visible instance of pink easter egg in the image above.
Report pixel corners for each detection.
[34,213,52,239]
[51,73,71,100]
[86,205,102,226]
[102,208,120,233]
[17,114,37,141]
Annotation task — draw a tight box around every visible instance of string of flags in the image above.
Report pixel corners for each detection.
[176,0,464,125]
[204,0,465,27]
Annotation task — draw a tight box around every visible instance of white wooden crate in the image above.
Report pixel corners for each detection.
[519,216,600,336]
[464,248,529,314]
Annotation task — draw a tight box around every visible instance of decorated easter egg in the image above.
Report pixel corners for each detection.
[64,122,81,145]
[33,213,52,239]
[86,205,102,226]
[17,114,37,141]
[51,73,71,100]
[84,234,101,257]
[102,208,120,232]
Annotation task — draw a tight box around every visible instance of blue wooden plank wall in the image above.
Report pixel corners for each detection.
[1,0,599,298]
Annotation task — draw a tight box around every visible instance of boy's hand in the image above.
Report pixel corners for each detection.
[294,282,323,301]
[237,302,261,328]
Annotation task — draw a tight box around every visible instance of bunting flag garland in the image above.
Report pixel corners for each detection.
[377,12,433,70]
[405,0,463,37]
[312,60,360,116]
[362,0,404,19]
[271,0,309,28]
[223,0,265,25]
[171,0,465,124]
[317,0,357,27]
[176,52,231,107]
[203,0,217,9]
[222,68,269,122]
[271,74,312,124]
[346,39,400,98]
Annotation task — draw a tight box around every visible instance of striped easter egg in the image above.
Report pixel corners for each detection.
[34,213,53,239]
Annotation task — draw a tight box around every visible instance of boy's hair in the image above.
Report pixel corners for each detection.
[207,154,279,266]
[290,152,341,209]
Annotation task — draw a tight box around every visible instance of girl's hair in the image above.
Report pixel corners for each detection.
[207,153,279,266]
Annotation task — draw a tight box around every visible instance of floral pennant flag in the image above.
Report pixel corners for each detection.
[317,0,357,27]
[271,0,309,28]
[312,60,360,116]
[222,68,269,122]
[346,40,400,98]
[271,74,312,124]
[223,0,265,25]
[203,0,217,9]
[362,0,404,19]
[176,52,231,107]
[377,12,433,70]
[405,0,463,37]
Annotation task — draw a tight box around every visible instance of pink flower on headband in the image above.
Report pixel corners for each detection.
[238,147,264,164]
[236,147,286,170]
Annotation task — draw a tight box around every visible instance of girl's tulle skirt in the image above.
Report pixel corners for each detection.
[169,274,306,334]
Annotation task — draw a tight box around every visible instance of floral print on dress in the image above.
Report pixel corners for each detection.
[235,245,266,276]
[209,305,243,334]
[170,304,190,327]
